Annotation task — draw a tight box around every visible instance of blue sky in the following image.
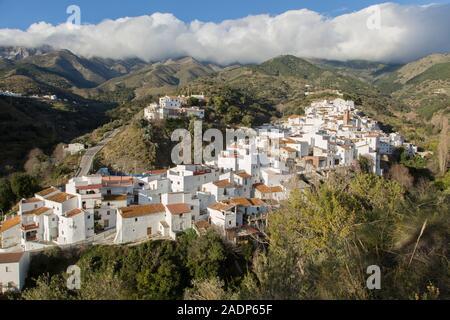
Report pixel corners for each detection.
[0,0,449,29]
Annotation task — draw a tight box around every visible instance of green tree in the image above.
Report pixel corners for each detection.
[0,178,14,212]
[21,274,72,300]
[9,173,39,199]
[184,277,238,300]
[186,230,227,280]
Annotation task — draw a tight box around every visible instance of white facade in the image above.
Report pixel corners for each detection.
[168,165,220,193]
[0,251,30,293]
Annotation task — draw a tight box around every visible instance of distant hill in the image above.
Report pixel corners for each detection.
[0,48,448,174]
[375,53,450,120]
[0,48,147,99]
[0,95,111,174]
[185,55,399,120]
[308,58,402,82]
[255,55,323,79]
[83,56,221,100]
[0,45,53,61]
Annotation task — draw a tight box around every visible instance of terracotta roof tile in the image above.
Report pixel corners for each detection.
[208,202,235,211]
[77,184,102,191]
[103,194,127,202]
[229,197,252,207]
[249,198,266,206]
[254,183,283,193]
[166,203,191,215]
[36,187,59,197]
[0,216,21,233]
[235,171,251,179]
[0,252,24,264]
[21,197,42,204]
[120,204,165,218]
[22,207,51,216]
[66,208,83,218]
[213,179,233,188]
[102,176,134,187]
[46,192,76,204]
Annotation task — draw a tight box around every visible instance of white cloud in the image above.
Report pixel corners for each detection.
[0,2,449,64]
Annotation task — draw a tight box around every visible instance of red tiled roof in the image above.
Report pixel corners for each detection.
[0,216,21,233]
[46,192,76,203]
[22,223,39,231]
[166,203,191,215]
[249,198,266,206]
[235,171,251,179]
[66,208,83,218]
[22,207,51,216]
[21,197,41,204]
[213,179,233,188]
[253,183,283,193]
[120,204,165,218]
[102,176,134,187]
[208,202,235,211]
[0,252,24,264]
[36,187,59,197]
[229,197,252,206]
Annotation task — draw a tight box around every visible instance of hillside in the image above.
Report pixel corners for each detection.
[82,57,221,100]
[309,58,402,82]
[0,95,111,174]
[0,48,146,99]
[375,53,450,122]
[0,50,447,175]
[0,45,53,61]
[184,55,401,121]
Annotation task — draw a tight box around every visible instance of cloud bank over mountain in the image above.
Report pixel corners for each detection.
[0,3,449,65]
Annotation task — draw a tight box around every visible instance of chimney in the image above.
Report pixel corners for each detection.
[343,110,351,125]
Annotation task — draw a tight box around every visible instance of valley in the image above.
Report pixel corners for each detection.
[0,46,448,183]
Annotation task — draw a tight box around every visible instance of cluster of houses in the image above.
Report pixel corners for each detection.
[0,90,58,101]
[0,98,417,293]
[144,94,206,120]
[281,99,418,174]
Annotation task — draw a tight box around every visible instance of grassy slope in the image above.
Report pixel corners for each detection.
[0,96,111,174]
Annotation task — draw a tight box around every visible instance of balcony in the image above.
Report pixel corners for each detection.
[21,223,39,231]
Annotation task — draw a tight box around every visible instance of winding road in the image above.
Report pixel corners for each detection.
[75,128,121,177]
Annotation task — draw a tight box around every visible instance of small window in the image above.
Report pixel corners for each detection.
[135,218,138,222]
[5,266,10,272]
[87,215,91,219]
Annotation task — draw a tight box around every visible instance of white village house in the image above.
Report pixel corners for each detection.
[0,251,30,293]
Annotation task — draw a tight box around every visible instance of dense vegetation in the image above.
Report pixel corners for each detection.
[16,229,246,300]
[0,96,112,175]
[0,172,40,212]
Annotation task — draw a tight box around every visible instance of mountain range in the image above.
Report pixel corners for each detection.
[0,46,448,174]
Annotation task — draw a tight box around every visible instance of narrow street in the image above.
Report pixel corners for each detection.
[75,128,121,177]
